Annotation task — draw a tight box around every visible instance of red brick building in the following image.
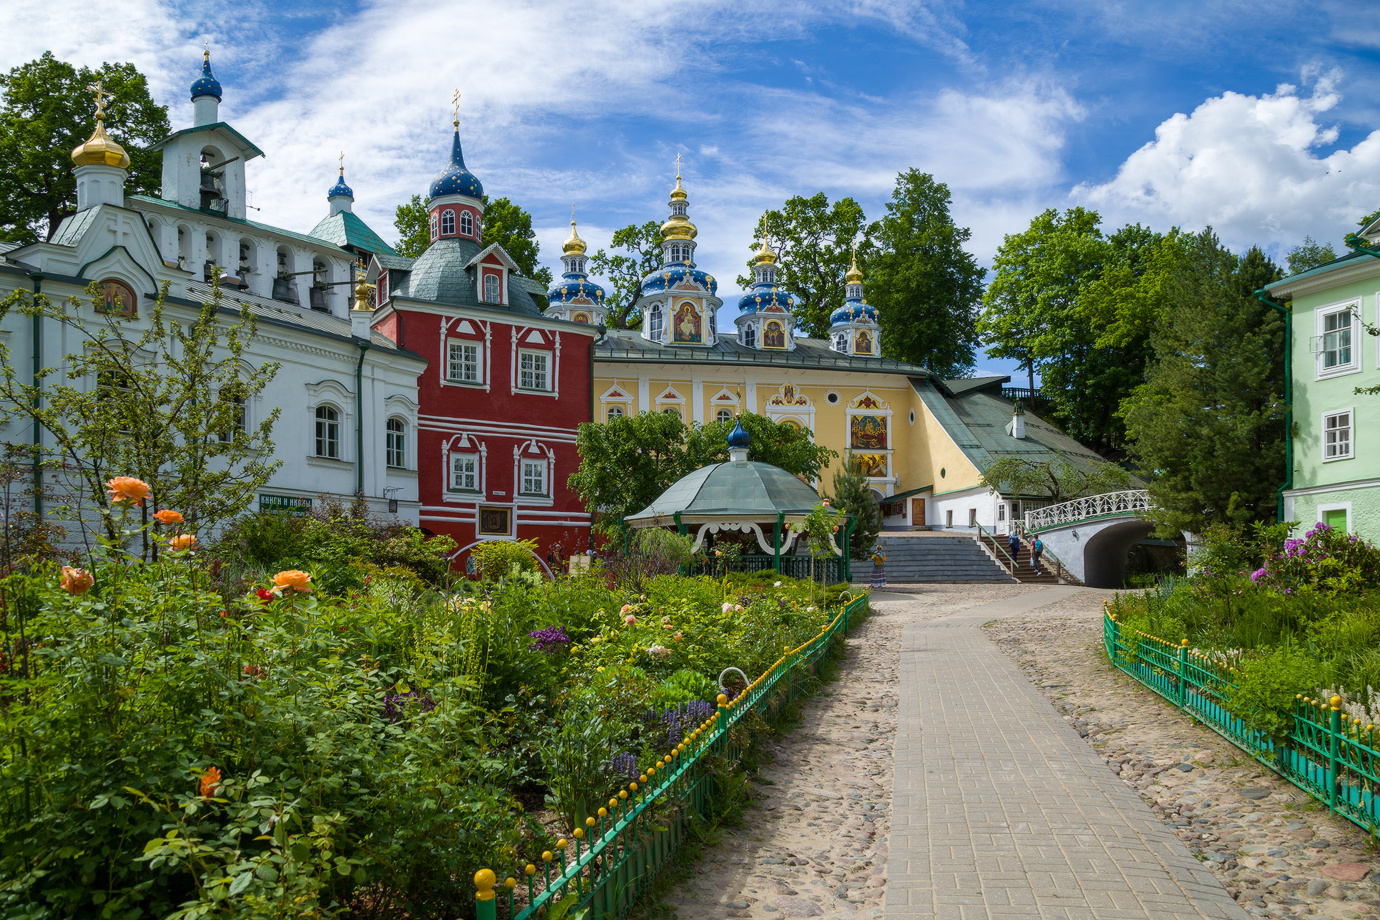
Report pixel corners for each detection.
[368,119,597,572]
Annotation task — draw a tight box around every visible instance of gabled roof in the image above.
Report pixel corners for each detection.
[466,241,520,272]
[149,122,265,160]
[308,210,398,258]
[372,251,415,271]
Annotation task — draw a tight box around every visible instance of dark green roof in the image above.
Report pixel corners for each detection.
[939,375,1008,397]
[392,238,542,315]
[598,329,931,376]
[149,122,264,159]
[129,195,351,254]
[626,460,821,522]
[1265,249,1379,294]
[308,211,398,258]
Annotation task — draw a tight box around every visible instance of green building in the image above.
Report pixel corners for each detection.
[1266,234,1380,537]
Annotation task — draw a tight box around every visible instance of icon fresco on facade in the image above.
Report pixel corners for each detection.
[673,301,702,344]
[763,320,786,349]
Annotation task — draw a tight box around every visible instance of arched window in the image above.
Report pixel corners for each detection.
[441,209,455,235]
[648,304,663,340]
[484,273,500,303]
[386,417,406,468]
[429,214,438,240]
[315,406,340,459]
[741,324,756,348]
[460,210,474,237]
[662,407,681,420]
[716,408,733,423]
[607,405,624,421]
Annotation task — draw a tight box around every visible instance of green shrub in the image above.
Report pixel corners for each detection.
[471,537,543,581]
[1223,646,1324,743]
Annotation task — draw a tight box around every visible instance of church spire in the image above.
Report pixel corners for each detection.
[659,154,698,266]
[190,43,223,126]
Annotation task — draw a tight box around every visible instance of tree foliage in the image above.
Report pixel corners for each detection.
[738,193,868,338]
[828,459,882,559]
[1285,235,1337,275]
[0,52,170,244]
[979,455,1133,504]
[0,281,281,555]
[390,194,552,286]
[589,220,662,330]
[1121,230,1286,534]
[866,170,985,377]
[569,411,836,532]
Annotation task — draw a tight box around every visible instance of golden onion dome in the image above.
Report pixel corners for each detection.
[669,174,688,202]
[71,115,130,169]
[845,246,864,284]
[753,239,777,267]
[563,219,587,256]
[660,212,697,241]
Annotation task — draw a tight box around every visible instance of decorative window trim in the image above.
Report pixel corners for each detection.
[715,408,735,423]
[483,271,502,304]
[1317,501,1352,532]
[647,302,664,341]
[511,328,560,398]
[440,318,491,392]
[429,213,438,241]
[305,379,354,463]
[443,433,487,500]
[441,209,455,235]
[1322,408,1354,462]
[313,404,343,460]
[460,210,475,237]
[513,440,555,507]
[1313,299,1361,379]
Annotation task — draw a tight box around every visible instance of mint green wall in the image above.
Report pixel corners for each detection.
[1288,488,1380,542]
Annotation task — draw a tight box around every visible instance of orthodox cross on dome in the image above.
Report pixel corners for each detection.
[675,152,681,178]
[338,150,345,174]
[451,89,461,125]
[87,79,113,120]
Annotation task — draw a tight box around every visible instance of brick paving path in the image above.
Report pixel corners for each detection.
[884,586,1249,920]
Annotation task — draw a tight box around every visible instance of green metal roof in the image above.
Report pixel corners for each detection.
[598,329,932,376]
[128,195,352,253]
[626,460,821,523]
[1265,250,1378,295]
[308,211,398,258]
[149,122,265,159]
[939,375,1008,397]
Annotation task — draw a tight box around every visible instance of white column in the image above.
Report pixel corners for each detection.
[691,376,704,424]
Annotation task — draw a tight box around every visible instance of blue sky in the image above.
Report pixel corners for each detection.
[7,0,1380,379]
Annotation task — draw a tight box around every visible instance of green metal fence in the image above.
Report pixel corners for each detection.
[683,555,846,584]
[1104,609,1380,832]
[473,592,870,920]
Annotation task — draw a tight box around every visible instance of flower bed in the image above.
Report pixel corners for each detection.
[0,491,852,919]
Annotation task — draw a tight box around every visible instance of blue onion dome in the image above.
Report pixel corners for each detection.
[328,168,353,199]
[428,122,484,200]
[549,277,606,305]
[727,418,751,450]
[830,300,879,326]
[190,49,222,102]
[640,263,717,296]
[738,240,794,313]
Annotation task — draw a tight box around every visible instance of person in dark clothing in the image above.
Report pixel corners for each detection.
[1031,537,1044,573]
[1007,531,1020,564]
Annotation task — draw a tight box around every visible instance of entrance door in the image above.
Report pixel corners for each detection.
[911,498,926,528]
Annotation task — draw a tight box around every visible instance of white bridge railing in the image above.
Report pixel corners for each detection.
[1023,489,1152,531]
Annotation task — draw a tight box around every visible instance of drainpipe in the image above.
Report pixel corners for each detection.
[30,273,44,519]
[354,341,370,496]
[1255,289,1291,524]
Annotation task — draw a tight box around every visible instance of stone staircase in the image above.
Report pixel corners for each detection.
[866,532,1015,584]
[975,532,1064,585]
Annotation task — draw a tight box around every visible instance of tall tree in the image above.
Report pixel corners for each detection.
[0,52,169,244]
[866,170,985,377]
[390,194,552,286]
[1286,235,1337,274]
[1121,231,1286,534]
[827,459,882,560]
[589,220,662,330]
[737,193,868,338]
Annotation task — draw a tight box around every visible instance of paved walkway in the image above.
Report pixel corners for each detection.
[884,586,1249,920]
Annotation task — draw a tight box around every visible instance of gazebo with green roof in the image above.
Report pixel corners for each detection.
[623,420,854,582]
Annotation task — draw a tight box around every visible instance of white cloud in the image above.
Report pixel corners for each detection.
[1074,73,1380,250]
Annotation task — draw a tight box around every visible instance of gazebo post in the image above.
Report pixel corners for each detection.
[773,512,784,574]
[674,512,686,536]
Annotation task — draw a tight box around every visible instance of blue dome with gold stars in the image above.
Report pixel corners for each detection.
[640,264,717,296]
[549,274,606,306]
[190,54,222,102]
[738,285,793,314]
[328,173,353,199]
[429,128,484,200]
[830,299,878,326]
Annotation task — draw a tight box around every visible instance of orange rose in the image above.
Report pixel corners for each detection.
[106,476,151,506]
[153,509,183,525]
[60,566,94,595]
[273,570,312,593]
[199,766,222,798]
[168,534,197,552]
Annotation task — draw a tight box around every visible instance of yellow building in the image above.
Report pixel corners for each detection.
[545,176,1102,533]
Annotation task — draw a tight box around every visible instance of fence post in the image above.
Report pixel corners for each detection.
[1177,639,1189,708]
[1329,696,1341,811]
[475,869,497,920]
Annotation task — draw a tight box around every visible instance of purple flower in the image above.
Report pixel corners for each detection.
[382,691,436,724]
[528,625,571,654]
[610,752,639,779]
[1249,567,1268,583]
[662,700,715,747]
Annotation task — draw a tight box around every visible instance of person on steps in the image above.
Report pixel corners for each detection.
[1031,537,1043,573]
[1007,531,1020,568]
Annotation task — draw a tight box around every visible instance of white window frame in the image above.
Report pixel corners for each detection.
[441,209,455,235]
[429,213,438,241]
[460,210,474,237]
[1322,408,1354,462]
[607,405,625,421]
[648,303,664,340]
[716,408,734,423]
[741,324,756,348]
[483,272,501,303]
[1317,501,1352,532]
[447,338,484,384]
[517,349,550,392]
[314,405,341,459]
[1314,300,1361,379]
[520,458,548,497]
[451,452,480,492]
[386,417,407,469]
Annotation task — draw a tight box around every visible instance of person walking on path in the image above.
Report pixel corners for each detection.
[1007,531,1020,568]
[870,546,887,587]
[1031,536,1044,573]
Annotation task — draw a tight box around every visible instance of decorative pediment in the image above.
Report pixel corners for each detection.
[710,386,739,404]
[768,383,810,407]
[674,281,702,291]
[601,384,632,402]
[524,330,546,345]
[656,387,685,403]
[849,391,888,411]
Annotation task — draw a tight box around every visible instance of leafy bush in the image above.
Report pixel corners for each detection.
[470,537,543,581]
[1223,646,1324,743]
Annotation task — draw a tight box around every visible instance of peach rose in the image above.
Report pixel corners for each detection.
[199,766,222,798]
[106,476,151,506]
[60,566,94,595]
[273,570,312,593]
[624,614,636,625]
[169,534,197,552]
[153,509,183,525]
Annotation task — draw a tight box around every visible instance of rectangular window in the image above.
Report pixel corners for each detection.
[1315,304,1360,376]
[1324,508,1349,530]
[521,459,547,496]
[315,407,340,459]
[968,508,977,526]
[1323,410,1353,461]
[518,350,549,391]
[451,453,479,491]
[386,418,406,468]
[448,340,482,383]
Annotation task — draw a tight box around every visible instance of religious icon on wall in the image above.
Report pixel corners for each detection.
[478,507,511,536]
[850,414,887,451]
[673,301,702,344]
[97,279,136,318]
[572,312,591,324]
[855,331,873,354]
[853,453,888,478]
[763,320,786,349]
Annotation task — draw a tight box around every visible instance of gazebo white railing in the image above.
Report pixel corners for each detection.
[1023,490,1151,531]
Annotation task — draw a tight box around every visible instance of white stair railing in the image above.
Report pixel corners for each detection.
[1022,489,1151,531]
